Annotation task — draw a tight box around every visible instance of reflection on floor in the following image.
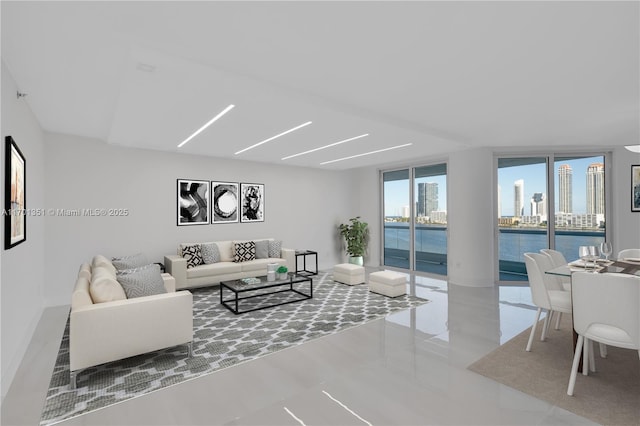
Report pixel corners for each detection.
[2,271,596,425]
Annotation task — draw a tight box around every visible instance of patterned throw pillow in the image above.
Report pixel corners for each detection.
[255,240,269,259]
[116,264,166,299]
[234,241,256,262]
[112,253,149,270]
[181,244,203,268]
[201,242,220,264]
[268,240,282,258]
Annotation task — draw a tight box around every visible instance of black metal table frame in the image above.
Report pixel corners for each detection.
[220,277,313,315]
[295,250,318,277]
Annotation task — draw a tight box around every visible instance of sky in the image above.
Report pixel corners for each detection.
[383,155,604,217]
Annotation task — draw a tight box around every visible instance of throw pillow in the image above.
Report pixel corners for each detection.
[268,240,282,258]
[116,264,167,299]
[234,241,256,262]
[201,242,220,264]
[181,243,203,268]
[90,268,127,303]
[112,253,149,270]
[255,240,269,259]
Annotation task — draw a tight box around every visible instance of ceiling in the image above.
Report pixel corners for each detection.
[2,1,638,170]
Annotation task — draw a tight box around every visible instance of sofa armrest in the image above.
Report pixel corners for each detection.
[281,248,295,272]
[164,255,186,289]
[162,273,176,293]
[70,290,193,372]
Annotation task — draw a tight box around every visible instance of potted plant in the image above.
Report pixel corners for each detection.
[276,265,288,280]
[339,216,369,266]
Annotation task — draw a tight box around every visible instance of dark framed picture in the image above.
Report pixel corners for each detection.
[632,165,640,212]
[240,183,264,223]
[177,179,209,225]
[5,136,26,249]
[211,181,239,223]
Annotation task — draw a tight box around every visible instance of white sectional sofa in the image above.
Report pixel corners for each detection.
[69,256,193,388]
[165,239,295,290]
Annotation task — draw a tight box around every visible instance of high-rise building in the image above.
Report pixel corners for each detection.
[514,179,524,217]
[558,164,572,213]
[417,182,438,217]
[530,192,546,217]
[586,162,604,215]
[401,205,410,218]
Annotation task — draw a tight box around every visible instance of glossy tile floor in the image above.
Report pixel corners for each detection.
[2,272,597,425]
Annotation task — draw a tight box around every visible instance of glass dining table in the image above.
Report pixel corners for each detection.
[544,258,640,369]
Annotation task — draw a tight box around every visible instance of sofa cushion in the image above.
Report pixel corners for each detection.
[78,262,92,281]
[186,262,241,279]
[234,241,256,262]
[215,241,234,262]
[268,240,282,258]
[116,264,167,299]
[90,268,127,303]
[181,244,204,268]
[92,255,116,275]
[201,242,220,264]
[72,276,93,309]
[112,253,149,270]
[240,258,284,273]
[255,240,269,259]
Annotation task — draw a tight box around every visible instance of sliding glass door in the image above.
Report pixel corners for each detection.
[382,163,448,276]
[496,153,608,283]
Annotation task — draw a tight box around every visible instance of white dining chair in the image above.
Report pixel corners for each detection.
[535,252,570,331]
[567,272,640,396]
[617,248,640,260]
[540,249,571,292]
[523,253,572,352]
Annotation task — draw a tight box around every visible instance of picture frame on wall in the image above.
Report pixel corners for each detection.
[177,179,210,225]
[240,183,264,223]
[632,165,640,212]
[211,181,239,223]
[4,136,26,249]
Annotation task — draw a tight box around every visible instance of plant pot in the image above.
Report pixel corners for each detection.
[348,256,363,266]
[278,272,288,280]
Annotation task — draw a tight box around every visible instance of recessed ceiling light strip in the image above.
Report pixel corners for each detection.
[320,143,413,165]
[178,104,235,148]
[235,121,312,155]
[281,133,369,160]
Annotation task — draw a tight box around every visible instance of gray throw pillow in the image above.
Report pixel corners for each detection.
[116,264,166,299]
[268,240,282,258]
[201,243,220,264]
[255,240,269,259]
[112,253,149,270]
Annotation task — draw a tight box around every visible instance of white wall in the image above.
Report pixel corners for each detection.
[611,146,640,254]
[1,61,46,399]
[43,133,353,306]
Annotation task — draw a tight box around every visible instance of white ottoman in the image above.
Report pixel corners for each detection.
[334,263,365,285]
[368,271,406,297]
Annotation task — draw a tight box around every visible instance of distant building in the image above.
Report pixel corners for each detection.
[586,163,604,215]
[417,182,438,217]
[514,179,524,217]
[558,164,572,213]
[430,210,447,224]
[530,192,546,218]
[555,213,603,228]
[401,205,410,218]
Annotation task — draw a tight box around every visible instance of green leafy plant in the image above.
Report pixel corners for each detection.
[339,216,369,257]
[276,266,288,274]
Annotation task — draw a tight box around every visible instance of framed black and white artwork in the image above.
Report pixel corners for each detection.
[632,165,640,212]
[4,136,26,249]
[240,183,264,223]
[177,179,209,225]
[211,181,239,223]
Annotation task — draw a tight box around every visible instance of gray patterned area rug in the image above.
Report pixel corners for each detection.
[41,272,429,425]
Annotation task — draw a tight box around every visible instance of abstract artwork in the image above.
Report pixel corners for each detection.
[177,179,209,225]
[632,165,640,212]
[211,181,238,223]
[4,136,26,249]
[240,183,264,222]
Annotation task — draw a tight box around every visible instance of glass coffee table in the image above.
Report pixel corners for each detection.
[220,274,313,314]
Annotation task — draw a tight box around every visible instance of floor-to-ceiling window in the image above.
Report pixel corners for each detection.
[496,153,608,283]
[383,163,448,275]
